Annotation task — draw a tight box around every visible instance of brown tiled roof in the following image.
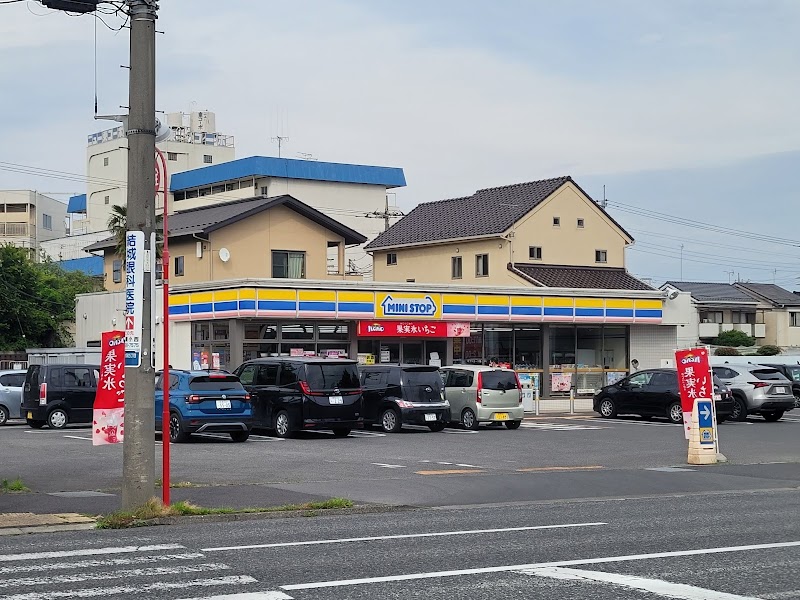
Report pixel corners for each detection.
[663,282,758,303]
[366,176,631,250]
[510,263,653,290]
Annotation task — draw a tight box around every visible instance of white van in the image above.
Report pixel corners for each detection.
[440,366,524,430]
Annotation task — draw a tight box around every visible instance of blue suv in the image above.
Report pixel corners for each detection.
[155,370,253,443]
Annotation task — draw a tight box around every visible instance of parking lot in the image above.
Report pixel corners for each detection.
[3,410,800,515]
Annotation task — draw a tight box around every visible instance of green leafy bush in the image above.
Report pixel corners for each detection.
[756,345,781,356]
[714,330,756,347]
[715,346,741,356]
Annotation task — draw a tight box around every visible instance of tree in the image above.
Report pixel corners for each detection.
[107,204,163,259]
[714,329,756,347]
[756,345,781,356]
[0,245,95,350]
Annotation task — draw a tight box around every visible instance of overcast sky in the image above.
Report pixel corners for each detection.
[2,0,799,288]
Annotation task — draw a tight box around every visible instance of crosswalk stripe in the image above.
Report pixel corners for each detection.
[175,593,293,600]
[0,545,184,563]
[0,563,231,589]
[0,575,258,600]
[0,553,204,575]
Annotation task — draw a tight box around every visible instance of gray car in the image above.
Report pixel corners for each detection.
[0,370,26,425]
[711,365,795,422]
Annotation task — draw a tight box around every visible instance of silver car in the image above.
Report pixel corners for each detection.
[0,370,27,425]
[711,365,795,422]
[441,366,524,430]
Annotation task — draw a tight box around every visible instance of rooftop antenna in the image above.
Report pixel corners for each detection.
[725,270,735,284]
[272,135,288,158]
[602,185,608,209]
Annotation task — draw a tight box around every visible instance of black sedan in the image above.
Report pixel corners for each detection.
[593,368,734,423]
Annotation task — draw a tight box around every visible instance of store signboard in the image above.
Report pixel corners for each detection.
[375,293,442,319]
[358,321,470,337]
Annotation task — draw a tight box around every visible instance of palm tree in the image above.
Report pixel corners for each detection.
[107,204,163,260]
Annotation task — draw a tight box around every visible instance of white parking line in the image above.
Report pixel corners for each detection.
[202,522,606,553]
[524,566,758,599]
[0,545,184,563]
[371,463,406,469]
[442,428,478,434]
[63,435,92,441]
[175,593,293,600]
[279,539,800,591]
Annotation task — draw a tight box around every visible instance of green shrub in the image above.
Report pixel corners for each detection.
[756,345,781,356]
[715,346,741,356]
[714,330,756,347]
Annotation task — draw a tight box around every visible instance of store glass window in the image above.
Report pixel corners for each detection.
[318,323,349,341]
[280,343,315,356]
[281,323,314,340]
[549,326,576,395]
[576,327,603,395]
[484,325,512,365]
[213,321,229,341]
[514,327,541,369]
[244,322,278,340]
[602,326,628,371]
[243,343,278,361]
[463,325,484,365]
[192,322,210,342]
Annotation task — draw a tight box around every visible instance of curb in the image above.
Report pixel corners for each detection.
[0,523,97,537]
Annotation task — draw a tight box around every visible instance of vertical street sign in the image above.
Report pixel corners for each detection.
[697,400,714,445]
[674,347,712,440]
[93,330,126,445]
[124,231,145,368]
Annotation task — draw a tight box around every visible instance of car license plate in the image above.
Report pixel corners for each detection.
[424,413,437,422]
[775,387,786,394]
[216,400,231,409]
[26,411,32,419]
[494,412,509,421]
[329,396,344,405]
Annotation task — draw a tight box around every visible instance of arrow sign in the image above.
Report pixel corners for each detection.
[125,315,135,330]
[700,404,711,421]
[697,400,713,429]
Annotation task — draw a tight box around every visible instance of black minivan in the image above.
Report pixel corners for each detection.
[234,357,363,438]
[360,365,450,433]
[22,364,99,429]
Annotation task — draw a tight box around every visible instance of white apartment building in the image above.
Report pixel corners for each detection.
[77,110,235,234]
[0,190,67,259]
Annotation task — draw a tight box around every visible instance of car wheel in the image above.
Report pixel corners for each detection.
[505,420,522,430]
[230,431,250,442]
[26,419,45,429]
[169,411,189,443]
[47,408,68,429]
[667,402,683,424]
[332,427,351,437]
[731,396,748,422]
[461,408,479,430]
[380,408,402,433]
[793,392,800,410]
[428,422,445,432]
[0,406,8,426]
[598,397,617,418]
[274,411,294,439]
[762,411,784,422]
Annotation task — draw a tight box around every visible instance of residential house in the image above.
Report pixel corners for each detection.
[0,190,67,259]
[734,283,800,348]
[365,176,638,287]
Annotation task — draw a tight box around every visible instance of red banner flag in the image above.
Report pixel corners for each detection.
[675,347,712,440]
[93,330,126,445]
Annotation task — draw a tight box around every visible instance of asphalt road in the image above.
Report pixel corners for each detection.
[1,489,798,599]
[2,413,800,514]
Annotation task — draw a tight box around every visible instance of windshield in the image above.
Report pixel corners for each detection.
[749,369,787,382]
[188,375,244,391]
[480,370,518,391]
[785,366,800,382]
[402,368,443,390]
[305,364,360,390]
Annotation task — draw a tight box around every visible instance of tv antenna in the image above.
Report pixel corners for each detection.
[272,135,289,158]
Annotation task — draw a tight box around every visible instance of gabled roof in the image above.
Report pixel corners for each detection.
[663,282,758,304]
[84,194,367,253]
[170,156,406,192]
[365,176,632,250]
[734,282,800,307]
[511,263,653,290]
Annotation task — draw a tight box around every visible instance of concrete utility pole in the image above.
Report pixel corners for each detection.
[122,0,158,509]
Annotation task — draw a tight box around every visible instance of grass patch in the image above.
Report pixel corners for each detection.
[96,497,353,529]
[154,478,199,489]
[1,478,30,493]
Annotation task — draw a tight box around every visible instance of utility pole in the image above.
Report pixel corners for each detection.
[364,196,404,231]
[122,0,158,510]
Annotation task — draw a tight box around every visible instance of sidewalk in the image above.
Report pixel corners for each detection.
[0,512,96,535]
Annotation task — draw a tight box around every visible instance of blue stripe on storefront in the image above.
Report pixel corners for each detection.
[606,308,634,318]
[169,305,189,315]
[239,300,256,310]
[257,300,296,311]
[635,309,662,318]
[544,307,573,317]
[477,305,510,315]
[213,301,238,312]
[337,302,373,313]
[298,301,336,312]
[575,308,604,317]
[511,306,542,316]
[443,305,475,314]
[191,302,213,314]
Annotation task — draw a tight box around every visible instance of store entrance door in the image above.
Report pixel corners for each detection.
[402,342,423,365]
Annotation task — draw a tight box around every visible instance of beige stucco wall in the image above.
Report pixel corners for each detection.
[770,310,800,347]
[372,182,630,285]
[102,204,353,291]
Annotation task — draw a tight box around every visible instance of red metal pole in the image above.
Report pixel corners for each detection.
[156,149,170,505]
